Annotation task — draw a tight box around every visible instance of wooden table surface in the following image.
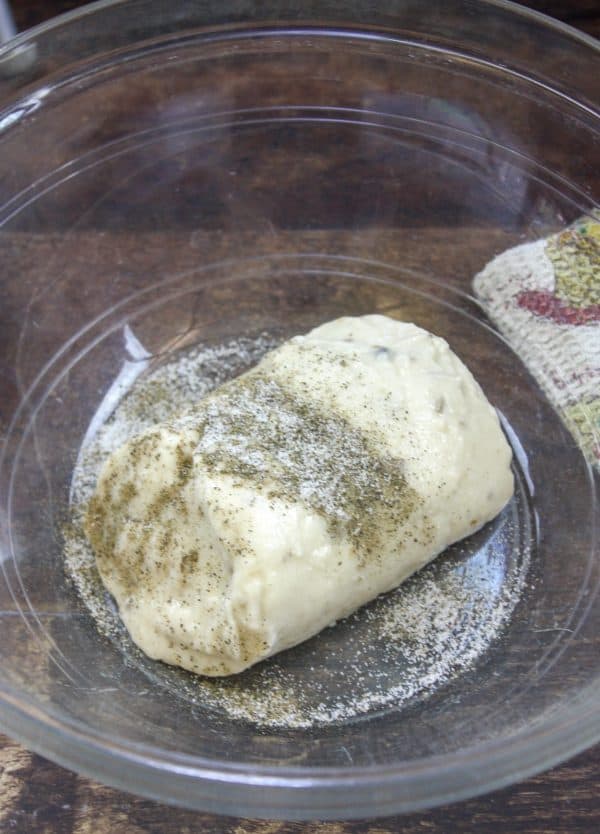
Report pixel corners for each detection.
[1,1,599,832]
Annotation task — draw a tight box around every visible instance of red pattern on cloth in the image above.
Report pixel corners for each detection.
[517,290,600,326]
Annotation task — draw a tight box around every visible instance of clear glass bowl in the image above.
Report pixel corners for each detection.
[0,0,598,820]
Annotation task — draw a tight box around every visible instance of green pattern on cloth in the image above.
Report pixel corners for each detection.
[563,397,600,462]
[547,214,600,307]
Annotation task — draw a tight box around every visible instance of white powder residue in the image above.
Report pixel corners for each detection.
[64,332,531,729]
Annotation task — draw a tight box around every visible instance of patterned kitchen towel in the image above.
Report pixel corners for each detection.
[473,211,600,469]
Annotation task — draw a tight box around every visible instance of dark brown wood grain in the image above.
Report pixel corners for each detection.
[0,1,598,832]
[1,733,599,833]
